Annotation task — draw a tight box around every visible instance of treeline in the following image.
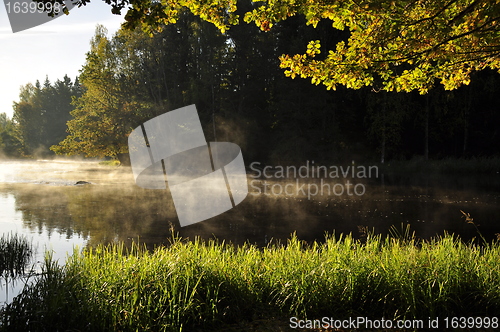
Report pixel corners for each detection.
[0,113,19,157]
[6,8,500,162]
[1,76,81,158]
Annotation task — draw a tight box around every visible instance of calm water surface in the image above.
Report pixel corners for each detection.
[1,159,499,302]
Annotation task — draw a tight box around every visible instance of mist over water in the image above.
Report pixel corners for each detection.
[0,159,497,247]
[0,159,497,266]
[0,158,499,302]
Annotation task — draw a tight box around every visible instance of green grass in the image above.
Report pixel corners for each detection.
[1,233,500,331]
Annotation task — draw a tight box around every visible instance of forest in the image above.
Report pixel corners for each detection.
[1,1,500,165]
[1,2,500,330]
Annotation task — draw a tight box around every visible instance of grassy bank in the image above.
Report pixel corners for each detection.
[1,233,500,331]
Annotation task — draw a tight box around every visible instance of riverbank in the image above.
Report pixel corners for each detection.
[1,232,499,331]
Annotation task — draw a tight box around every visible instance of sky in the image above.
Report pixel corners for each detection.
[0,0,125,119]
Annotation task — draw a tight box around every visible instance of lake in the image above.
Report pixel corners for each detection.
[1,159,499,303]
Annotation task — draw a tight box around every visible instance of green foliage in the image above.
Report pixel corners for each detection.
[121,0,239,34]
[42,3,500,161]
[0,113,21,157]
[247,0,500,93]
[12,76,80,157]
[51,18,232,158]
[84,0,500,94]
[51,26,137,158]
[2,233,500,331]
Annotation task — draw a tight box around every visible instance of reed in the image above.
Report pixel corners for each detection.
[0,232,33,280]
[0,232,34,308]
[1,233,499,331]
